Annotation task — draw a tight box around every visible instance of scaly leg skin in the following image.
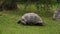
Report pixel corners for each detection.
[17,20,26,25]
[20,20,27,25]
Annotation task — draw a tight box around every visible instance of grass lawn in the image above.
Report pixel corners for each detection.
[0,11,60,34]
[0,4,60,34]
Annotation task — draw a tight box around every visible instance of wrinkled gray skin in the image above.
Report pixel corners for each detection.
[53,9,60,20]
[18,13,44,26]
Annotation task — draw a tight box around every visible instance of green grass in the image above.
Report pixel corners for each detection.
[0,4,60,34]
[0,12,60,34]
